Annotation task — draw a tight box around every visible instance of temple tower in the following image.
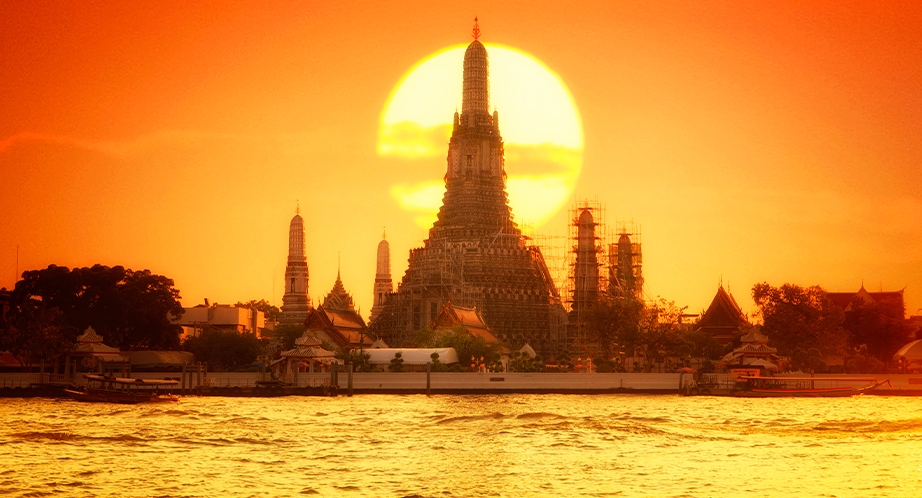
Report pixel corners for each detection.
[571,207,601,345]
[280,207,311,325]
[369,231,393,323]
[608,228,643,300]
[372,20,566,356]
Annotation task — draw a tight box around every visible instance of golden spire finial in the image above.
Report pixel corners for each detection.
[383,227,387,239]
[296,199,300,215]
[472,16,480,40]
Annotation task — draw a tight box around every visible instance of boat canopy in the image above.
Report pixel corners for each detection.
[84,374,180,386]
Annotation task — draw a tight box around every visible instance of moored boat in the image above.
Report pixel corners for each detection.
[64,374,180,404]
[734,375,890,398]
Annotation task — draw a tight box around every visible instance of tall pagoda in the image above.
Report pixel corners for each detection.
[372,19,566,355]
[280,207,311,325]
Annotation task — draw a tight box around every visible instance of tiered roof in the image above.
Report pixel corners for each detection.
[280,331,335,360]
[432,302,499,343]
[322,271,355,311]
[73,327,123,359]
[722,327,779,368]
[305,305,371,350]
[696,285,748,344]
[827,285,905,311]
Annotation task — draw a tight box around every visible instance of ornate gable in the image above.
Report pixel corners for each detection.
[322,272,355,311]
[696,286,748,344]
[433,302,499,343]
[304,305,371,350]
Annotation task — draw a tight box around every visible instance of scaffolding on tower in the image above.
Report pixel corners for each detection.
[563,200,612,354]
[608,220,644,302]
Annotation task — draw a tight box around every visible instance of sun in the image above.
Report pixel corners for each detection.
[379,43,583,229]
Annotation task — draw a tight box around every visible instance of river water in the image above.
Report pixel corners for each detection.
[1,394,921,497]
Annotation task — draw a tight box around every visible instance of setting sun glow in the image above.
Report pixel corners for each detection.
[379,44,583,228]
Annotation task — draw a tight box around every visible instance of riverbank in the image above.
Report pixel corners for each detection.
[3,372,922,397]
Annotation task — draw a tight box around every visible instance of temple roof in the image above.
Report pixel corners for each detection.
[740,328,769,344]
[294,331,323,347]
[696,285,748,330]
[305,304,371,349]
[76,326,104,344]
[280,346,334,359]
[322,272,355,311]
[827,285,904,311]
[433,302,499,343]
[73,327,122,356]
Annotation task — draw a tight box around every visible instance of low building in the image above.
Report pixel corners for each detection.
[172,301,268,338]
[721,328,781,375]
[276,330,335,377]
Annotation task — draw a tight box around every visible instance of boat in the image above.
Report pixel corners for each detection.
[734,375,891,398]
[64,374,180,404]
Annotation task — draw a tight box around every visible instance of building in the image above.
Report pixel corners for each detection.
[695,285,748,344]
[277,330,335,376]
[172,301,267,338]
[721,327,781,374]
[431,302,499,344]
[301,273,372,350]
[826,285,905,314]
[371,21,567,356]
[369,231,393,323]
[280,207,311,326]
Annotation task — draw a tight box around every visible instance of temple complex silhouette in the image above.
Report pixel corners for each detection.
[369,21,568,356]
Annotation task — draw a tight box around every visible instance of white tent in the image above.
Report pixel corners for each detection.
[894,340,922,361]
[365,348,459,366]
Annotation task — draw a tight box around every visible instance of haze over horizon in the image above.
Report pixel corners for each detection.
[2,1,920,319]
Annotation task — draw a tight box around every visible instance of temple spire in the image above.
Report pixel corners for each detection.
[461,19,489,118]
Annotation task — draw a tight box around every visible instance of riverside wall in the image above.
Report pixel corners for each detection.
[4,371,922,397]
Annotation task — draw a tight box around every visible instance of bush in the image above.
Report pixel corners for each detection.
[389,351,405,372]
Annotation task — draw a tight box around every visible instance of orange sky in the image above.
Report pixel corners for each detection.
[2,1,921,320]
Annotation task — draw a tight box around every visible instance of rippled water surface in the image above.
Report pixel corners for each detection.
[2,394,921,497]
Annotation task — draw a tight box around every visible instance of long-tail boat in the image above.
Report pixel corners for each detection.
[64,374,180,404]
[734,375,891,397]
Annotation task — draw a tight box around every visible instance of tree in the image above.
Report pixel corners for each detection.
[628,298,686,372]
[332,345,372,372]
[509,351,545,372]
[389,351,405,372]
[679,329,724,362]
[842,297,910,362]
[429,351,447,372]
[752,282,848,357]
[2,301,74,370]
[583,295,644,358]
[8,265,184,351]
[273,323,307,350]
[416,325,500,370]
[554,348,574,372]
[183,328,262,371]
